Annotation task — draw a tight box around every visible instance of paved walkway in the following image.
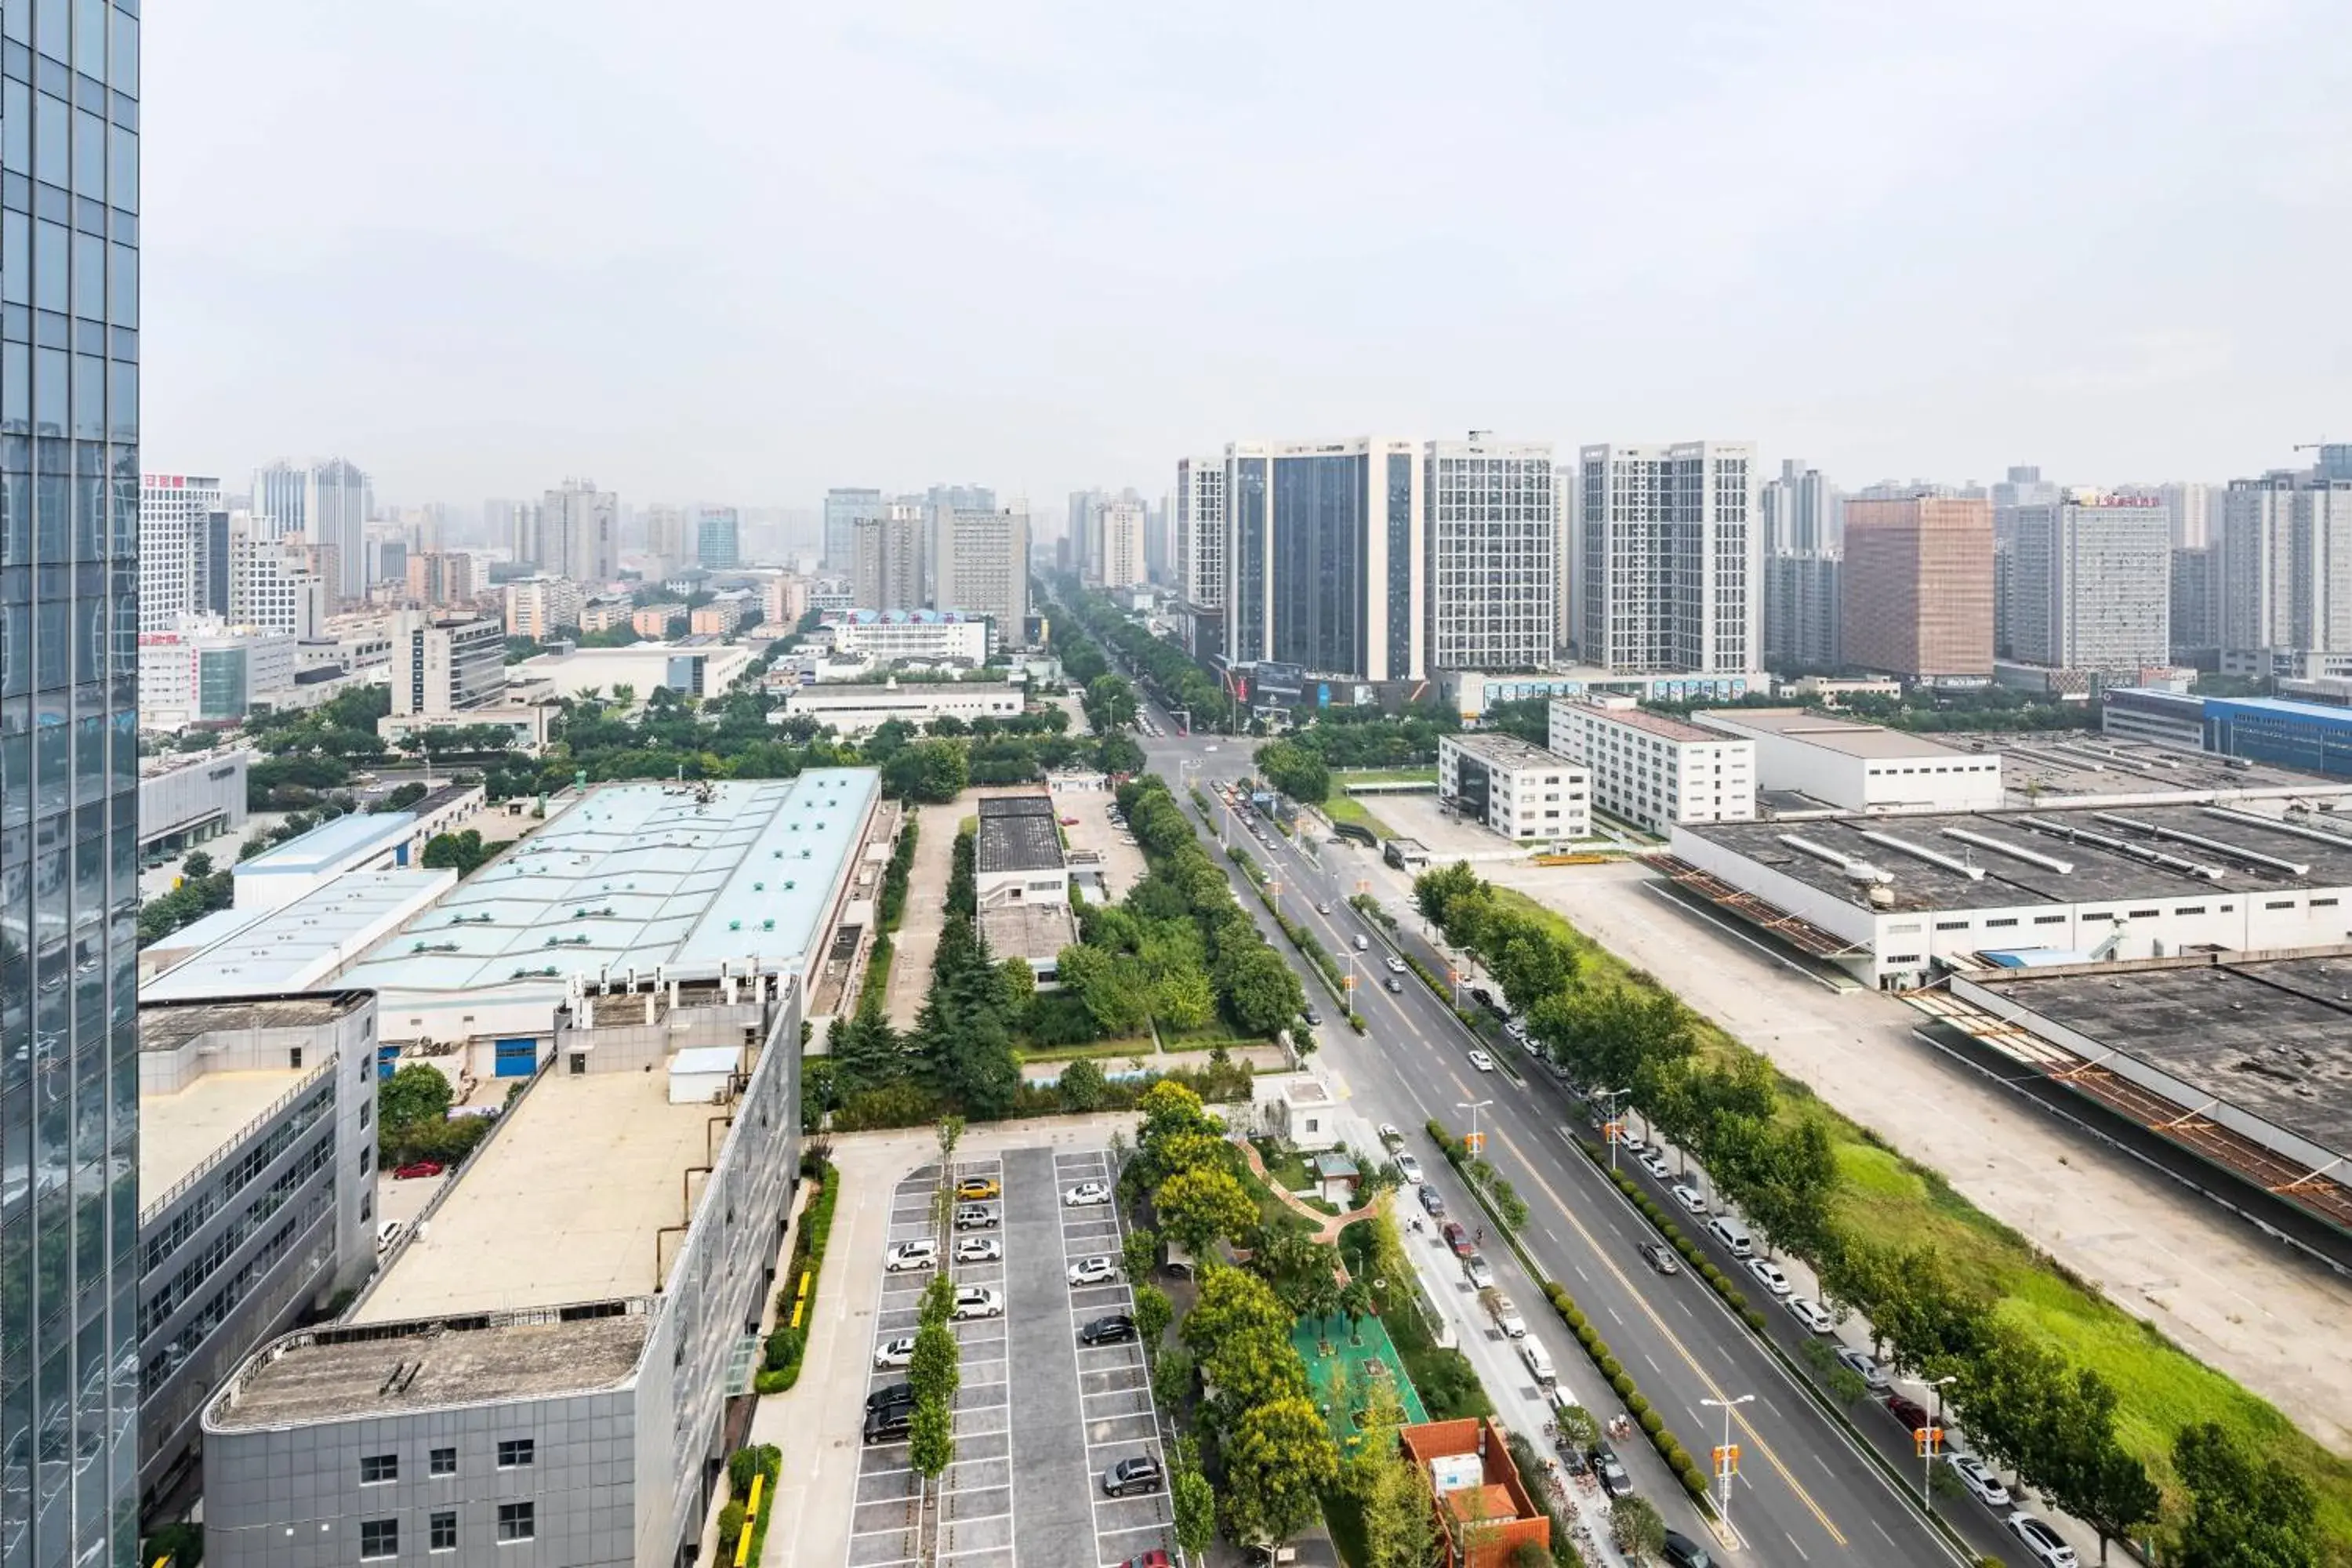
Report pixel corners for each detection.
[1234,1138,1381,1243]
[1456,855,2352,1456]
[884,802,958,1028]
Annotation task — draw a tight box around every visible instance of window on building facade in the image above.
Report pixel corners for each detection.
[430,1513,458,1552]
[361,1454,397,1484]
[497,1439,535,1468]
[361,1521,398,1560]
[430,1446,456,1477]
[498,1503,535,1543]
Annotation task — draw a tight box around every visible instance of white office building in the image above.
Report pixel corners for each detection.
[1578,442,1759,675]
[390,612,509,717]
[1690,707,2002,813]
[137,622,300,728]
[1424,437,1555,673]
[772,677,1025,736]
[1437,732,1591,844]
[228,517,330,640]
[1094,499,1148,590]
[140,474,225,630]
[2219,463,2352,659]
[1177,456,1225,611]
[503,576,586,641]
[253,458,371,601]
[2005,494,2172,670]
[1548,698,1755,834]
[931,506,1031,641]
[824,609,993,664]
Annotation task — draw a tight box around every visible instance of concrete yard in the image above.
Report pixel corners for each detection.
[1460,855,2352,1455]
[1059,793,1147,902]
[884,800,962,1029]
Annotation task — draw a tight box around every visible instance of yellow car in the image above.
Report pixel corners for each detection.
[954,1177,1000,1202]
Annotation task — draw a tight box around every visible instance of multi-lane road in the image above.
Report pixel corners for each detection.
[1125,715,2025,1568]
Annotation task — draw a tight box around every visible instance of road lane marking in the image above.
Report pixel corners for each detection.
[1505,1120,1851,1548]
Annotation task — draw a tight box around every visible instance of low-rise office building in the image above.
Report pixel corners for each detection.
[1691,706,1999,814]
[138,749,252,858]
[1436,733,1591,845]
[2102,687,2209,751]
[137,623,301,728]
[137,992,378,1515]
[771,677,1025,736]
[1548,698,1755,834]
[508,642,755,704]
[975,794,1080,982]
[823,608,993,665]
[200,974,804,1568]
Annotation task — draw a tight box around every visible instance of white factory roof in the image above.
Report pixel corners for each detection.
[1694,707,1973,760]
[338,771,879,999]
[140,871,459,1002]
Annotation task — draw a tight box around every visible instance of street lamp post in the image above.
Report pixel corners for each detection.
[1700,1394,1754,1533]
[1597,1087,1634,1172]
[1903,1375,1957,1511]
[1456,1098,1494,1159]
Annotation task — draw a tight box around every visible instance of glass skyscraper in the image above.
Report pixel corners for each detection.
[2,3,142,1568]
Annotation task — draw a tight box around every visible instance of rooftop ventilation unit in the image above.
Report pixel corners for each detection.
[1857,829,1984,880]
[2013,815,2224,880]
[2092,811,2307,877]
[1940,827,2074,876]
[1776,833,1889,884]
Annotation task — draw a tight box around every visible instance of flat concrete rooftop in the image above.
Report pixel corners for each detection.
[140,1067,317,1207]
[353,1070,714,1323]
[1976,954,2352,1155]
[209,1311,650,1429]
[1683,800,2352,914]
[1990,733,2350,802]
[978,901,1079,964]
[1695,706,1966,759]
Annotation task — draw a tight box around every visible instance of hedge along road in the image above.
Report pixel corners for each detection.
[1158,757,1968,1568]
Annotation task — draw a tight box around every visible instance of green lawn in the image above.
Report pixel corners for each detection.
[1483,887,2352,1553]
[1334,768,1438,788]
[1320,794,1396,838]
[1013,1038,1152,1065]
[1229,1144,1319,1236]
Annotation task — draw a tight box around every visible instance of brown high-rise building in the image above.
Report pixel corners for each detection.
[1841,495,1993,678]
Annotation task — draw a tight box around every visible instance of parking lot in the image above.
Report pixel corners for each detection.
[844,1144,1171,1568]
[1058,797,1148,902]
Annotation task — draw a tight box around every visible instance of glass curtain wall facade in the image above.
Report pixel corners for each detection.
[1,5,142,1568]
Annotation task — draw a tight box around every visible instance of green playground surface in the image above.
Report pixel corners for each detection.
[1293,1312,1430,1450]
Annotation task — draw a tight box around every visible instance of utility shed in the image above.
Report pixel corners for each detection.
[667,1045,739,1104]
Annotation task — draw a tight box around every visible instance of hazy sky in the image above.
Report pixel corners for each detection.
[147,1,2348,512]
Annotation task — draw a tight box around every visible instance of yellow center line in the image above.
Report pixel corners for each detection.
[1486,1118,1851,1550]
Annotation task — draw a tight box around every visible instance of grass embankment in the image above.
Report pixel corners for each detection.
[1334,768,1439,787]
[1319,793,1396,838]
[1485,885,2352,1550]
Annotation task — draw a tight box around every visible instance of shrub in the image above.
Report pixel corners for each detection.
[1681,1468,1713,1502]
[716,1503,747,1557]
[1625,1393,1650,1418]
[1744,1308,1769,1331]
[1639,1410,1664,1437]
[1610,1373,1635,1399]
[1598,1356,1622,1381]
[1723,1288,1748,1312]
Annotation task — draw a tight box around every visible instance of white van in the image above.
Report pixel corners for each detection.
[1519,1338,1555,1386]
[1708,1215,1755,1258]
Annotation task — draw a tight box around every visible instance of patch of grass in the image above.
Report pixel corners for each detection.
[1252,1138,1316,1194]
[1484,884,2352,1552]
[1013,1037,1152,1064]
[1335,768,1439,787]
[1229,1144,1319,1236]
[1323,1488,1370,1568]
[1320,793,1396,838]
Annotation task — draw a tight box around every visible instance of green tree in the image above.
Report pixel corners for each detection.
[1156,1166,1258,1257]
[883,738,969,803]
[1153,1345,1196,1410]
[1133,1283,1174,1348]
[1220,1396,1339,1549]
[1171,1467,1217,1560]
[2170,1421,2321,1568]
[907,1395,955,1490]
[377,1065,453,1134]
[1254,739,1331,805]
[1219,943,1307,1038]
[1610,1496,1667,1558]
[1057,1055,1108,1113]
[917,1273,955,1330]
[420,829,494,877]
[908,1321,960,1407]
[1138,1080,1218,1150]
[181,850,215,879]
[1121,1225,1160,1287]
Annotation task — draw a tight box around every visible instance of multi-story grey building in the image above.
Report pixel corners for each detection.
[1759,459,1838,556]
[821,488,883,573]
[1990,463,2061,553]
[140,476,226,632]
[1222,439,1423,681]
[136,994,376,1516]
[1422,437,1553,673]
[929,506,1031,645]
[537,480,617,586]
[200,976,804,1568]
[2005,495,2172,670]
[2,7,143,1566]
[390,613,508,717]
[1577,442,1758,675]
[252,460,370,602]
[851,506,925,613]
[1762,552,1842,672]
[1174,458,1225,658]
[2220,462,2352,661]
[2170,546,2222,665]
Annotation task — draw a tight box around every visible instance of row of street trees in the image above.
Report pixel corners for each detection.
[1411,862,2323,1566]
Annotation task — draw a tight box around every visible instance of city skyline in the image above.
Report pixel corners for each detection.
[142,2,2349,503]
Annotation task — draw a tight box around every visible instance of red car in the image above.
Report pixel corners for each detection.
[1122,1555,1170,1568]
[1885,1393,1932,1432]
[1441,1220,1472,1258]
[392,1160,446,1180]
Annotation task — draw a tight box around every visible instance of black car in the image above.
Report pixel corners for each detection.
[1102,1455,1165,1497]
[1469,985,1501,1015]
[1384,975,1404,993]
[863,1405,913,1445]
[1301,1006,1323,1026]
[1417,1185,1446,1217]
[1589,1443,1633,1498]
[866,1381,915,1413]
[1639,1240,1681,1276]
[1661,1531,1712,1568]
[1080,1314,1138,1345]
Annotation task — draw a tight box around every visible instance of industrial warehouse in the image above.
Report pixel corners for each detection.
[1661,800,2352,989]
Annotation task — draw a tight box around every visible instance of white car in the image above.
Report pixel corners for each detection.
[950,1286,1004,1321]
[1615,1131,1648,1156]
[376,1220,405,1253]
[1468,1050,1495,1073]
[1637,1151,1671,1181]
[1670,1184,1708,1214]
[1835,1346,1891,1391]
[1464,1254,1494,1290]
[1502,1019,1529,1040]
[1393,1152,1425,1184]
[2004,1512,2078,1567]
[1063,1181,1112,1207]
[1784,1295,1835,1334]
[1377,1123,1403,1145]
[955,1236,1001,1264]
[884,1240,938,1273]
[1385,956,1407,974]
[1068,1256,1118,1287]
[1487,1294,1526,1337]
[873,1335,916,1370]
[1746,1257,1792,1297]
[1948,1454,2012,1508]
